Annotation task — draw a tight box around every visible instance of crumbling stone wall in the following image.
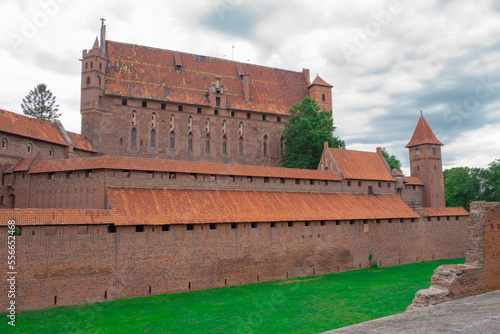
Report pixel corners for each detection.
[408,201,500,310]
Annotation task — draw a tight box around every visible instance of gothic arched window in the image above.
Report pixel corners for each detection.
[263,135,268,156]
[222,135,227,154]
[239,137,243,155]
[150,130,156,149]
[131,128,137,148]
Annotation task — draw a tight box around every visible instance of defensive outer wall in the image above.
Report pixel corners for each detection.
[1,206,467,312]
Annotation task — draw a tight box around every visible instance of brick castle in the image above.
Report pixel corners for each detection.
[0,23,468,311]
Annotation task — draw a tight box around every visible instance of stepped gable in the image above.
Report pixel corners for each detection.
[28,155,342,180]
[406,116,444,148]
[327,148,394,181]
[403,176,424,185]
[107,188,420,225]
[0,109,67,146]
[104,41,309,115]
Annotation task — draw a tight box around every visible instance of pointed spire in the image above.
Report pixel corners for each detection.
[92,37,99,49]
[309,75,333,88]
[405,116,443,148]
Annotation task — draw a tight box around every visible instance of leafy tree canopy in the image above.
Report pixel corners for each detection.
[281,96,344,169]
[21,83,61,122]
[381,148,402,172]
[443,159,500,211]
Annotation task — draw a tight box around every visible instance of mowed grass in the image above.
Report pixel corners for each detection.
[2,258,464,334]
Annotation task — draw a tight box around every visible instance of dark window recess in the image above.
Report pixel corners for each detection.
[247,176,253,183]
[262,115,266,121]
[178,106,183,112]
[247,113,251,119]
[108,224,117,233]
[122,99,128,106]
[270,222,276,228]
[277,116,281,122]
[321,220,326,226]
[305,221,310,227]
[310,179,314,185]
[251,222,257,228]
[411,218,416,222]
[231,111,235,117]
[142,101,147,108]
[214,109,218,115]
[169,172,176,179]
[197,107,202,114]
[264,177,269,183]
[187,224,194,231]
[288,222,294,227]
[280,178,285,184]
[210,223,216,230]
[358,181,362,186]
[335,221,340,225]
[295,179,300,185]
[161,103,166,110]
[400,218,404,223]
[231,223,237,229]
[136,225,144,232]
[347,180,351,186]
[350,220,355,225]
[162,225,170,231]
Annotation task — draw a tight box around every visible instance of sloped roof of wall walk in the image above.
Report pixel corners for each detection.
[406,116,444,148]
[28,155,342,180]
[0,209,112,226]
[0,109,96,152]
[327,148,395,181]
[107,188,420,225]
[403,176,424,186]
[104,41,310,115]
[421,207,469,217]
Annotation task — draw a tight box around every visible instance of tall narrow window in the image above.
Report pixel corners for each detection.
[142,101,147,108]
[216,97,221,107]
[49,147,54,158]
[263,135,268,156]
[206,134,211,153]
[238,122,244,135]
[416,148,420,156]
[322,94,325,101]
[222,135,227,154]
[151,113,157,127]
[280,136,284,156]
[188,116,193,131]
[91,61,93,69]
[150,130,156,149]
[206,118,210,132]
[86,77,91,86]
[85,62,88,70]
[170,132,175,151]
[27,143,33,154]
[222,120,227,134]
[1,138,7,150]
[170,115,175,130]
[132,111,137,126]
[239,137,243,155]
[188,133,193,152]
[131,128,137,148]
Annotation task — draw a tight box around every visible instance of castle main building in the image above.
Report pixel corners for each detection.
[0,23,467,312]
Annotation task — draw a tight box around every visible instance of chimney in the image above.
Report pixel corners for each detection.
[376,147,382,155]
[324,141,329,150]
[342,144,346,150]
[302,68,310,85]
[243,74,250,103]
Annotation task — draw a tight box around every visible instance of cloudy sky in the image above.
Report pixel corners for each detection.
[0,0,499,173]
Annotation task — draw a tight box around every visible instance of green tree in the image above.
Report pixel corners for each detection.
[21,83,61,121]
[443,167,482,211]
[481,159,500,202]
[281,96,344,169]
[381,148,402,172]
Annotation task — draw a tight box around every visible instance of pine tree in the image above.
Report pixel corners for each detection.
[21,83,61,121]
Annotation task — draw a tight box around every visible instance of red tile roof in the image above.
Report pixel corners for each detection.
[28,155,342,180]
[421,207,468,217]
[107,188,420,225]
[104,41,309,115]
[406,117,444,148]
[328,148,394,181]
[309,75,333,87]
[0,109,67,146]
[403,176,424,186]
[67,131,97,152]
[5,158,36,172]
[0,209,111,226]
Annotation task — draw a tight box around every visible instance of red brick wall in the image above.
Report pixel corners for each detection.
[401,184,424,207]
[0,215,467,311]
[408,145,445,207]
[82,96,286,166]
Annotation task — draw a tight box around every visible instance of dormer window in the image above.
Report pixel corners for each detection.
[174,54,183,73]
[236,64,245,82]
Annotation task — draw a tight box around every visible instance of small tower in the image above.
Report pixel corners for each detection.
[80,20,106,147]
[405,115,445,207]
[308,75,333,111]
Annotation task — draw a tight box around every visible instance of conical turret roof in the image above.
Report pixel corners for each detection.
[405,116,443,148]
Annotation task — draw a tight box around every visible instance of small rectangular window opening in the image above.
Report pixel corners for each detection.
[136,225,144,232]
[231,223,238,229]
[210,223,217,230]
[251,222,257,229]
[187,224,194,231]
[162,225,170,231]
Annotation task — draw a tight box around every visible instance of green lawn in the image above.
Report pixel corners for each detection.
[2,258,463,334]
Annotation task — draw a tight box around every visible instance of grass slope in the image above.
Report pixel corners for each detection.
[2,258,464,334]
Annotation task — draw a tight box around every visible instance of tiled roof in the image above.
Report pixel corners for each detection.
[403,176,424,186]
[392,169,404,177]
[327,148,394,181]
[309,75,333,87]
[0,109,67,146]
[0,109,96,152]
[28,155,342,180]
[0,209,111,226]
[67,132,97,152]
[422,207,469,217]
[5,158,36,173]
[406,117,444,148]
[104,41,309,115]
[107,188,420,225]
